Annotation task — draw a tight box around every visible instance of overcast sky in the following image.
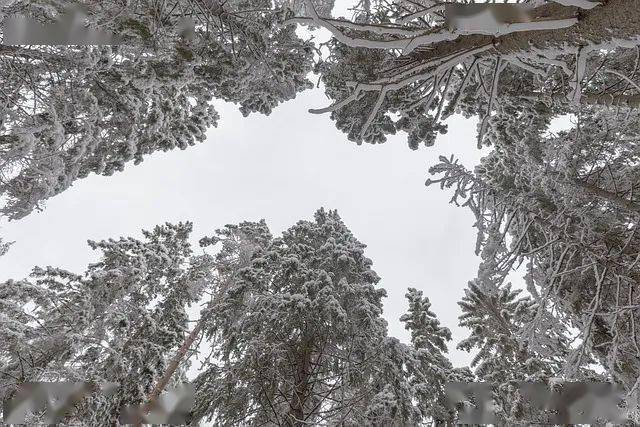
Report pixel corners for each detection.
[0,80,489,368]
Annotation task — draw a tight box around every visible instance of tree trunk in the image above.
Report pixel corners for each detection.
[287,344,313,426]
[405,0,640,65]
[133,320,204,427]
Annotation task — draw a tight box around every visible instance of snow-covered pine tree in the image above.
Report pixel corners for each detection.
[191,208,386,425]
[130,219,276,424]
[190,208,459,426]
[0,0,315,220]
[429,103,640,421]
[400,287,473,424]
[456,279,584,424]
[0,222,214,424]
[1,210,462,425]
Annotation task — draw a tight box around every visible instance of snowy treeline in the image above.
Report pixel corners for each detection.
[2,0,640,424]
[1,209,473,425]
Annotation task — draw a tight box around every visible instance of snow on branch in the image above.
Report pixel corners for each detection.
[551,0,600,9]
[479,17,578,36]
[292,0,590,55]
[477,58,506,148]
[293,0,577,55]
[291,0,456,53]
[371,43,494,85]
[284,16,426,37]
[397,4,446,25]
[604,69,640,94]
[360,88,389,138]
[309,43,494,115]
[570,44,596,104]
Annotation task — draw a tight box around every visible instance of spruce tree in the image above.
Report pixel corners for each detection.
[190,208,458,426]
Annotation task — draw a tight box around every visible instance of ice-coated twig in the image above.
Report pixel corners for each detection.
[359,88,388,139]
[604,68,640,94]
[397,3,446,24]
[310,43,493,115]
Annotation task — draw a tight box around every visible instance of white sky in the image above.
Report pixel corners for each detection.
[0,85,486,368]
